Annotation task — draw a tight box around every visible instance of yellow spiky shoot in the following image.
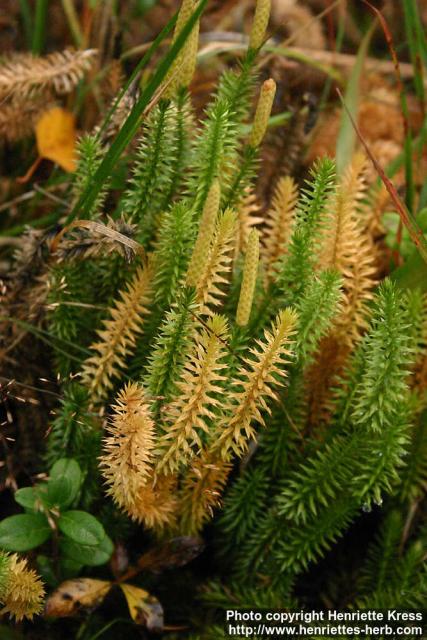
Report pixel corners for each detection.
[165,0,200,97]
[0,554,45,622]
[186,180,221,287]
[236,229,260,327]
[305,154,377,428]
[319,152,368,272]
[195,209,236,314]
[215,308,297,460]
[179,18,200,88]
[126,473,178,531]
[157,315,229,474]
[100,382,156,516]
[81,262,153,404]
[179,451,232,534]
[318,153,376,344]
[262,176,298,282]
[250,78,276,148]
[249,0,271,50]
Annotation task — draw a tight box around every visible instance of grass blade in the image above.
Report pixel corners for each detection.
[32,0,48,54]
[67,0,208,223]
[18,0,33,48]
[96,10,178,142]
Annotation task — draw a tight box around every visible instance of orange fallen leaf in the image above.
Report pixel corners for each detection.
[35,107,77,172]
[44,578,111,617]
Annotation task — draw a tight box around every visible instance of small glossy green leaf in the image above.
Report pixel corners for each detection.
[0,514,51,551]
[14,487,38,511]
[58,511,105,546]
[47,477,74,510]
[60,534,114,567]
[50,458,82,504]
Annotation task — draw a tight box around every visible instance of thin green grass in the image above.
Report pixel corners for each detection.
[18,0,33,49]
[61,0,83,48]
[0,316,91,361]
[32,0,48,54]
[67,0,208,223]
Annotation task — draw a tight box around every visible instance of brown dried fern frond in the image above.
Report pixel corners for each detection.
[100,59,124,102]
[214,308,297,460]
[1,228,53,337]
[195,209,236,315]
[54,217,139,263]
[157,314,229,474]
[178,451,231,535]
[0,97,55,142]
[81,261,153,404]
[362,182,390,238]
[262,175,298,282]
[99,80,140,143]
[0,49,97,101]
[100,382,156,516]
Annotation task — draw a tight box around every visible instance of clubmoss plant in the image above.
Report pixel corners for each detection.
[2,0,427,634]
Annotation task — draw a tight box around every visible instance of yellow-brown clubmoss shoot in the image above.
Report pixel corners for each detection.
[165,0,200,97]
[262,176,298,282]
[318,152,376,345]
[236,229,260,327]
[186,179,221,287]
[128,473,179,530]
[249,0,272,51]
[156,314,229,474]
[178,450,232,534]
[100,382,156,516]
[195,209,236,314]
[249,78,277,148]
[0,553,45,622]
[214,308,297,459]
[81,261,153,404]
